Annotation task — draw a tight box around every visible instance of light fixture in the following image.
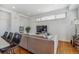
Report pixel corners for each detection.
[37,9,41,11]
[12,6,15,9]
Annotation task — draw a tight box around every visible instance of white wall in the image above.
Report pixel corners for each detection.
[11,12,29,33]
[29,9,77,42]
[0,7,29,36]
[0,8,12,36]
[0,6,78,42]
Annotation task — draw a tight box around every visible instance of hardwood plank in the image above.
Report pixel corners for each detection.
[14,47,32,54]
[13,41,79,54]
[57,41,79,54]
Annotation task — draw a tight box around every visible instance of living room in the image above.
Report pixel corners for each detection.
[0,4,79,54]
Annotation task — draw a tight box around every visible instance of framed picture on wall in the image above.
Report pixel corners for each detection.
[19,26,24,33]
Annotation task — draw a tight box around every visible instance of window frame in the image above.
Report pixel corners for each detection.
[36,12,67,22]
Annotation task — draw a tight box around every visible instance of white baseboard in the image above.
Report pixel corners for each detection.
[59,39,70,42]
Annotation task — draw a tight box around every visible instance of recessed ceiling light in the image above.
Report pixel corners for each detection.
[12,6,15,9]
[37,9,41,11]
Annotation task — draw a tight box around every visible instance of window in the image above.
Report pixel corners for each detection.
[41,15,55,21]
[36,18,41,21]
[36,13,66,21]
[36,15,55,21]
[55,13,66,19]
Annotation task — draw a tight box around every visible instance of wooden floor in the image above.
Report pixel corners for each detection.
[57,41,79,54]
[14,47,32,54]
[14,41,79,54]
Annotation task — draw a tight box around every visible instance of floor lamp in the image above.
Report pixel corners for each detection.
[74,19,79,36]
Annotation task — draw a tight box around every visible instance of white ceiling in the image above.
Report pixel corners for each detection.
[0,4,69,16]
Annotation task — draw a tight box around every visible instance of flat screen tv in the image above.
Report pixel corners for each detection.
[36,25,47,33]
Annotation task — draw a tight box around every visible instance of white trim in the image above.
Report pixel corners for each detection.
[59,39,70,42]
[0,6,28,18]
